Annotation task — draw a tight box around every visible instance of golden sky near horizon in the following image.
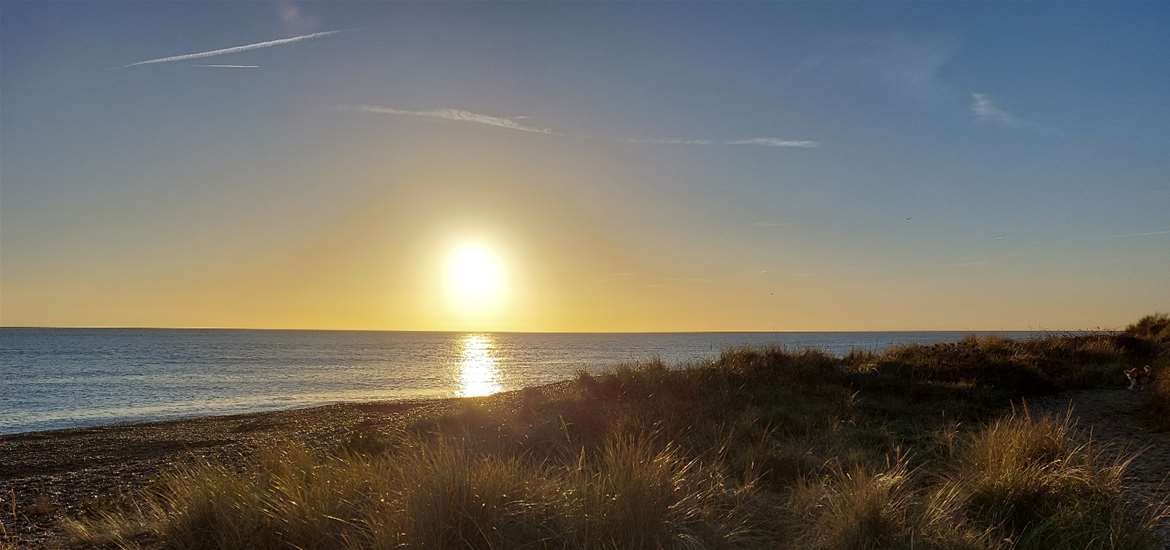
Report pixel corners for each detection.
[3,159,1161,332]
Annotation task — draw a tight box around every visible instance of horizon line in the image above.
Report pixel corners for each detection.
[0,325,1114,334]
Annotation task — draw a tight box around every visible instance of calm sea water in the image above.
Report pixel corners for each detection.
[0,328,1048,434]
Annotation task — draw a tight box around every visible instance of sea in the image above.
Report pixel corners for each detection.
[0,328,1050,435]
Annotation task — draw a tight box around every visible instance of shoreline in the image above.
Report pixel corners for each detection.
[0,395,456,439]
[0,383,569,546]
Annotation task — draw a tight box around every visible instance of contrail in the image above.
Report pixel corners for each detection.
[338,105,560,135]
[192,64,261,69]
[625,137,818,148]
[623,137,715,145]
[725,138,819,148]
[339,103,819,147]
[1108,229,1170,239]
[123,30,341,68]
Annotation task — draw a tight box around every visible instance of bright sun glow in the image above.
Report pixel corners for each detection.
[446,243,505,312]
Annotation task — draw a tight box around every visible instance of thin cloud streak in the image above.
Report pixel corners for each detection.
[726,138,819,148]
[626,137,819,148]
[1108,229,1170,239]
[340,104,818,147]
[192,64,261,69]
[624,137,715,145]
[339,105,559,135]
[971,92,1025,127]
[122,30,342,68]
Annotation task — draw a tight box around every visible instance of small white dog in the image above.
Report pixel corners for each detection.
[1125,365,1152,391]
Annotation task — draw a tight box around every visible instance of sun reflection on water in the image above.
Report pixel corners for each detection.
[459,334,502,397]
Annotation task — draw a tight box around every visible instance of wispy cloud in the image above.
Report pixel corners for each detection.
[122,30,342,68]
[192,64,260,69]
[1107,228,1170,239]
[624,137,817,148]
[623,137,715,145]
[338,105,559,135]
[726,138,819,148]
[339,104,818,148]
[971,93,1028,128]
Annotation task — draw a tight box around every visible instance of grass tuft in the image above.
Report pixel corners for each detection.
[951,409,1164,550]
[787,456,920,549]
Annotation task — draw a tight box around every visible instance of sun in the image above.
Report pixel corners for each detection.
[446,243,505,311]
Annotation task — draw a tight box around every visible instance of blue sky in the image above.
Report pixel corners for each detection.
[1,2,1168,330]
